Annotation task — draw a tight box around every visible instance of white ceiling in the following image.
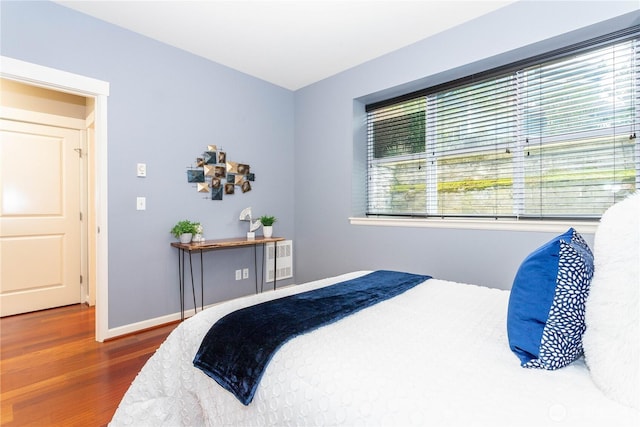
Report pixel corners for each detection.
[54,0,516,90]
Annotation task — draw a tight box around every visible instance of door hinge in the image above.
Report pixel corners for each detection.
[80,212,83,221]
[80,275,83,284]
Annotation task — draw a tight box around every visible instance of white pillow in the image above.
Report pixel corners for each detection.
[583,192,640,409]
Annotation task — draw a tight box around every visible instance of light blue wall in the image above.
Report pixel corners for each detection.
[293,1,640,289]
[1,1,295,328]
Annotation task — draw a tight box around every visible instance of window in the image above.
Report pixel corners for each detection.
[366,29,639,220]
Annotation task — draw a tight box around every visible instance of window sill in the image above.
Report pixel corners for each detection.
[348,216,599,234]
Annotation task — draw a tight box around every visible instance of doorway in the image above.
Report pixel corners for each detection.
[0,109,85,316]
[0,56,110,341]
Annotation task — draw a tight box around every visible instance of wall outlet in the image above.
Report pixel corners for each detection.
[242,268,249,279]
[136,197,146,210]
[235,269,242,281]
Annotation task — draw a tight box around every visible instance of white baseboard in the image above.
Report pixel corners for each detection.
[103,306,207,341]
[101,285,298,341]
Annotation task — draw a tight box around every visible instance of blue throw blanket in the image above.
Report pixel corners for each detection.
[193,270,431,405]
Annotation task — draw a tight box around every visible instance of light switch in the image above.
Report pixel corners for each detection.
[136,197,146,210]
[137,163,147,177]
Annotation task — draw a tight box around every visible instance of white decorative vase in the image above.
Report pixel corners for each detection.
[179,233,192,244]
[263,226,273,238]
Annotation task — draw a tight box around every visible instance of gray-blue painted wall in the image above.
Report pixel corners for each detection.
[292,1,640,288]
[2,1,638,329]
[1,0,295,328]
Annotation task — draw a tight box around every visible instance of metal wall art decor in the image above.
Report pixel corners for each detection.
[186,145,255,201]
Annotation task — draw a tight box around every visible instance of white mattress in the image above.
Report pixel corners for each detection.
[110,271,639,426]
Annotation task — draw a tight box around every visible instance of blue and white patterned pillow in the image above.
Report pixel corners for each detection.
[507,228,594,370]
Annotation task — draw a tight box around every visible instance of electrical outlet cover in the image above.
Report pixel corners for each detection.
[136,197,146,210]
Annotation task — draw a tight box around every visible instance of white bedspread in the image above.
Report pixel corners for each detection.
[110,272,639,426]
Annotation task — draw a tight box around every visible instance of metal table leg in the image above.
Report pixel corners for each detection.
[273,240,277,291]
[254,245,258,294]
[178,249,185,321]
[260,243,265,293]
[200,250,204,311]
[188,251,197,315]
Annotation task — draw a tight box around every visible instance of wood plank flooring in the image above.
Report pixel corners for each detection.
[0,304,179,426]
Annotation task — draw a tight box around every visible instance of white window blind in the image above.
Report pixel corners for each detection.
[366,29,639,219]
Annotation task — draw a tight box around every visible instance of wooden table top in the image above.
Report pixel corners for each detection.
[171,236,285,251]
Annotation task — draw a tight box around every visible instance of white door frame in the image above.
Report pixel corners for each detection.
[1,56,110,342]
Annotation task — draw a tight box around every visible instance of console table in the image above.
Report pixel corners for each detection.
[171,236,285,320]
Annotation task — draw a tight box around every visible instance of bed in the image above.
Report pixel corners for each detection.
[110,194,639,426]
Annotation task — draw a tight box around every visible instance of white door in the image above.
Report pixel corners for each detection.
[0,119,82,316]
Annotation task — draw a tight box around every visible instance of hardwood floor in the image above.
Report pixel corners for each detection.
[0,304,179,426]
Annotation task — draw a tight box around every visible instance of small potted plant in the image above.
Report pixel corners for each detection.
[259,215,276,238]
[170,220,200,244]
